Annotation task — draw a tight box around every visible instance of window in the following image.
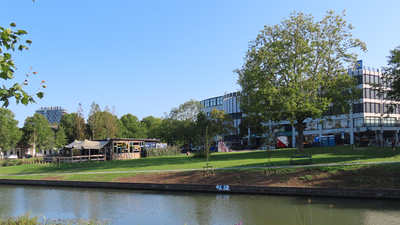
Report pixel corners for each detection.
[212,98,216,106]
[383,118,396,127]
[353,104,364,113]
[217,97,222,105]
[323,121,333,129]
[365,117,380,127]
[305,121,318,130]
[365,103,371,113]
[333,119,348,128]
[354,75,363,84]
[354,118,364,127]
[365,89,370,99]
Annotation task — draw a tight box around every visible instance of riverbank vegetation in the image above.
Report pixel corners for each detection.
[0,212,109,225]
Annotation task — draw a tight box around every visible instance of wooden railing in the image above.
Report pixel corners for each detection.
[43,154,106,163]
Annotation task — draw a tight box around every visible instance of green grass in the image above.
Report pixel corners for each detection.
[0,212,109,225]
[0,145,399,178]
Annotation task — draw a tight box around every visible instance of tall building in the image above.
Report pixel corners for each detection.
[35,106,67,124]
[200,92,242,142]
[199,64,400,147]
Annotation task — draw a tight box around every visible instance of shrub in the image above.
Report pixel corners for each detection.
[192,149,208,158]
[2,159,10,167]
[142,146,180,157]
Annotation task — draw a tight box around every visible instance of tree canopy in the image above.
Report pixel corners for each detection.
[0,108,22,152]
[382,46,400,102]
[236,10,366,152]
[22,113,54,152]
[120,113,147,138]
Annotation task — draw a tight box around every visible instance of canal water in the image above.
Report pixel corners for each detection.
[0,185,399,225]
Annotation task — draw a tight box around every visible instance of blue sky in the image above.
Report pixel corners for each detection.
[3,0,400,127]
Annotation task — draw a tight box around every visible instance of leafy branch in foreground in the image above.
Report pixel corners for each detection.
[0,23,45,107]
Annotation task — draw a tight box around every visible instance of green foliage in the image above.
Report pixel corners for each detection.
[0,23,45,107]
[236,10,366,152]
[55,126,68,148]
[22,113,54,151]
[142,146,180,157]
[164,99,201,146]
[88,101,102,140]
[60,113,77,143]
[196,108,235,148]
[119,113,148,138]
[299,175,313,180]
[369,46,400,116]
[74,103,87,140]
[2,159,10,167]
[102,106,118,139]
[0,108,22,152]
[145,117,164,139]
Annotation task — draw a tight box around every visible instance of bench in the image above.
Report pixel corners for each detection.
[290,155,312,165]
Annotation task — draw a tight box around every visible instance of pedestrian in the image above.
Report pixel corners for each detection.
[186,151,191,156]
[391,138,396,152]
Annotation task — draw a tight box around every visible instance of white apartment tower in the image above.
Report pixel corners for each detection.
[35,106,68,124]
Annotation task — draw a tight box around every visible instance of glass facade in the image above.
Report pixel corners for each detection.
[200,96,223,108]
[364,117,380,127]
[383,117,396,127]
[323,119,348,129]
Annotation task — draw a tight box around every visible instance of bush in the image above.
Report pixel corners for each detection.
[192,149,208,158]
[192,149,213,158]
[142,146,180,157]
[2,159,10,167]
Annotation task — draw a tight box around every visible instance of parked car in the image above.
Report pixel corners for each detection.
[36,153,43,157]
[23,154,33,159]
[6,155,18,159]
[191,146,204,151]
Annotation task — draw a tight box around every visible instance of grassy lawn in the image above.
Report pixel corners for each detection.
[0,145,398,178]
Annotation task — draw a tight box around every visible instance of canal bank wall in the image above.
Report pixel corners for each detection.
[0,179,399,199]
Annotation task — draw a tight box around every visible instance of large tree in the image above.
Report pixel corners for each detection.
[102,106,118,139]
[74,103,86,140]
[165,99,201,147]
[379,46,400,102]
[54,126,68,149]
[87,101,102,140]
[236,10,366,152]
[0,108,22,155]
[120,113,148,138]
[22,113,54,154]
[60,113,77,143]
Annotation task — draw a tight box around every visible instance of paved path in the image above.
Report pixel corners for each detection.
[1,161,400,177]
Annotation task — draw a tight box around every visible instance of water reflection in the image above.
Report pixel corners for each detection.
[0,185,399,225]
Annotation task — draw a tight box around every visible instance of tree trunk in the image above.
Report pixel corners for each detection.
[294,122,305,152]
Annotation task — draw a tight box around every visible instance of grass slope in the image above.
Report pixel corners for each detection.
[0,146,399,180]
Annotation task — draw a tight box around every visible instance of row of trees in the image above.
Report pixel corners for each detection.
[0,99,236,155]
[0,108,65,154]
[61,100,235,147]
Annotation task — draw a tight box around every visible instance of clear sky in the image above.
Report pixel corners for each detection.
[3,0,400,127]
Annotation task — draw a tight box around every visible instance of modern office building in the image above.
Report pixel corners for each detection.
[199,64,400,147]
[35,106,67,124]
[200,92,243,142]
